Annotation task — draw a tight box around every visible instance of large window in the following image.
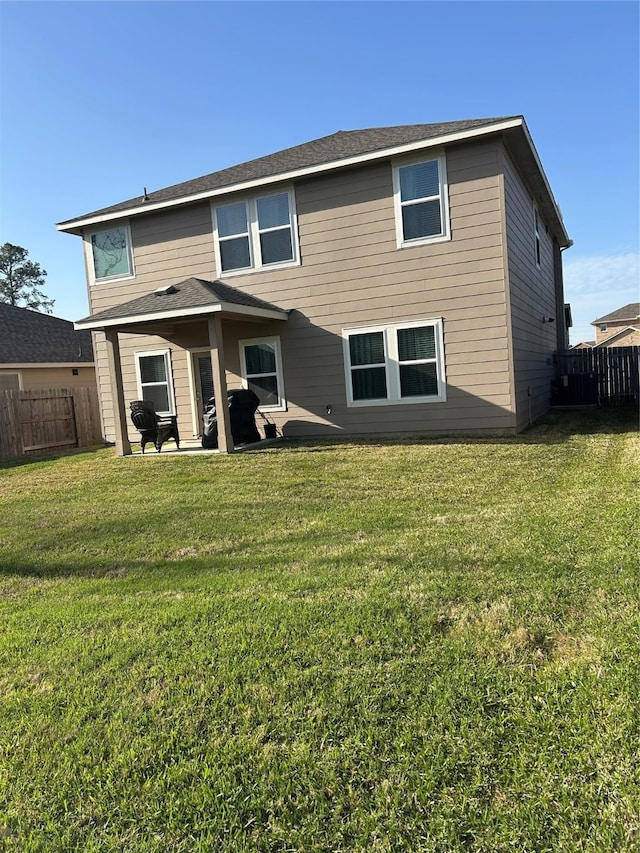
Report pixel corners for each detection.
[214,190,298,274]
[89,224,133,281]
[239,337,286,411]
[135,350,174,415]
[393,156,449,247]
[343,320,445,406]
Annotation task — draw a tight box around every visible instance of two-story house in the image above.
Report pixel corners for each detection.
[58,116,571,454]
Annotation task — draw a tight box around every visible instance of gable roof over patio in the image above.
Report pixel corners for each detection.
[91,278,288,457]
[74,277,289,332]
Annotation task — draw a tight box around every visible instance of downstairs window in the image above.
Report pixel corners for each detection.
[239,337,286,411]
[134,350,175,415]
[343,319,446,406]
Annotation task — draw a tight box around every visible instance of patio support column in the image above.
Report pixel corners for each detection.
[104,328,132,456]
[208,315,233,454]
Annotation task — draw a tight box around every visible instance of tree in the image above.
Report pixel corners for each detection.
[0,243,54,314]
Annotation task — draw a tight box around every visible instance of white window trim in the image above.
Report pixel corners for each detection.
[239,336,287,412]
[392,152,450,249]
[133,348,176,416]
[342,319,446,407]
[212,187,300,277]
[84,220,135,285]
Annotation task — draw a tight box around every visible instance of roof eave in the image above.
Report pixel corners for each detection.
[0,360,95,368]
[520,119,571,249]
[591,315,640,326]
[74,301,290,332]
[57,118,527,235]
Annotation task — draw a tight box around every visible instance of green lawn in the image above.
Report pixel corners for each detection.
[1,409,638,852]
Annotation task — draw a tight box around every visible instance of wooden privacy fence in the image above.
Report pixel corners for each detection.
[0,387,103,460]
[553,346,640,406]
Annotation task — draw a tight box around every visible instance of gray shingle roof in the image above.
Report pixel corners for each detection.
[75,277,287,326]
[0,302,94,364]
[592,303,640,324]
[58,117,517,226]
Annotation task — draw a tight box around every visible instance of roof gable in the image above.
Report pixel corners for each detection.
[0,302,94,364]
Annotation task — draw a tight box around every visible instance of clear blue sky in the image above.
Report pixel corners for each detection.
[1,0,638,344]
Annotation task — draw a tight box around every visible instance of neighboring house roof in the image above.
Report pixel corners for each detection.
[570,341,595,349]
[57,116,571,248]
[74,277,289,331]
[592,303,640,325]
[0,302,94,364]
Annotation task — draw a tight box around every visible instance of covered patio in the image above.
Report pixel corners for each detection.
[127,434,283,457]
[74,277,289,456]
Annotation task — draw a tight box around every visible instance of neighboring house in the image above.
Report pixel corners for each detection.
[591,303,640,348]
[570,341,595,350]
[57,115,571,455]
[0,302,96,391]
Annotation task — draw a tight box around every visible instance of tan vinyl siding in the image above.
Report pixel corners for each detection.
[0,366,96,392]
[502,145,558,430]
[209,139,514,438]
[93,332,195,441]
[86,204,218,441]
[85,203,217,316]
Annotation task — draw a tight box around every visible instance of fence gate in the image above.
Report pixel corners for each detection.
[0,387,103,460]
[20,391,78,452]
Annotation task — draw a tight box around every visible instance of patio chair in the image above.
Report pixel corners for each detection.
[129,400,180,453]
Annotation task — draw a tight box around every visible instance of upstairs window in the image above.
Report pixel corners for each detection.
[214,190,298,274]
[393,155,449,247]
[216,202,251,271]
[257,193,294,265]
[90,224,133,281]
[343,319,446,407]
